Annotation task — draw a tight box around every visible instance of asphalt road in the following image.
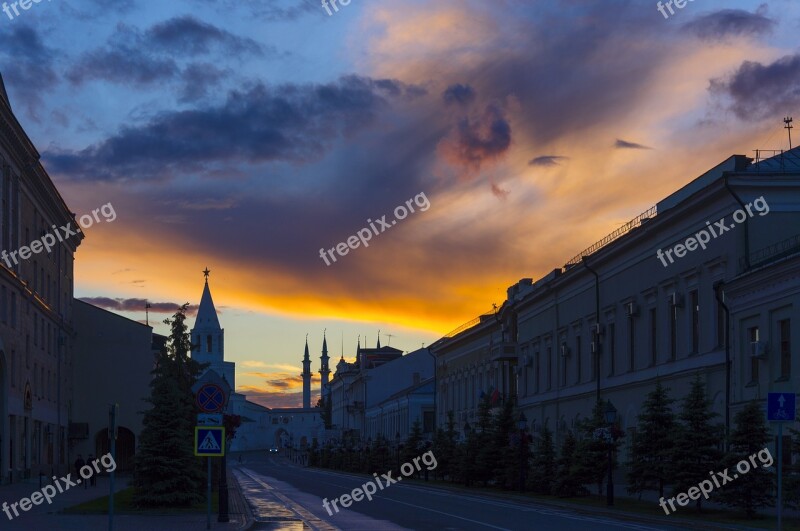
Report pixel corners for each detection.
[234,455,689,531]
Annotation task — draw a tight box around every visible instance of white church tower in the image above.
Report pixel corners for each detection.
[191,268,235,388]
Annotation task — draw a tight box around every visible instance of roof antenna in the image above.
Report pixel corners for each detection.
[784,117,793,149]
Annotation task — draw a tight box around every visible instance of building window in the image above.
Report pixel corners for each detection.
[669,299,677,361]
[33,314,38,346]
[534,351,540,394]
[691,290,699,354]
[10,292,16,328]
[717,298,726,347]
[206,335,212,353]
[10,350,15,388]
[607,323,615,376]
[627,317,635,372]
[546,347,552,390]
[649,308,657,366]
[779,319,791,379]
[748,326,760,383]
[1,285,6,323]
[423,411,435,434]
[575,336,582,384]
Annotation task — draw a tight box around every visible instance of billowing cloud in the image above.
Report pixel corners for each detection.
[438,103,512,174]
[0,25,58,119]
[442,83,476,106]
[683,8,775,41]
[44,75,421,182]
[710,54,800,120]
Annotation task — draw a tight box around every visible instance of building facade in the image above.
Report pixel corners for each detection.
[71,301,161,472]
[0,74,81,482]
[432,149,800,462]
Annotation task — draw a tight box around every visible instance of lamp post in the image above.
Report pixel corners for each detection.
[604,400,617,507]
[395,432,401,473]
[463,422,472,487]
[517,412,527,492]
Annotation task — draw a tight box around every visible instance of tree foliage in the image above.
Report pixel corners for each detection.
[671,373,723,511]
[718,400,775,517]
[133,304,206,507]
[626,381,676,498]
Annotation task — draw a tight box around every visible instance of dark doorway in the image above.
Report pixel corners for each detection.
[95,427,135,473]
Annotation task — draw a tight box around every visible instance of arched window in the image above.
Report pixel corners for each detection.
[206,335,212,353]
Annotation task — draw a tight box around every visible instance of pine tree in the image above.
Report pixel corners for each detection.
[553,430,587,497]
[671,373,723,512]
[786,428,800,510]
[626,381,676,498]
[133,304,206,507]
[492,398,516,489]
[718,400,775,517]
[432,411,458,482]
[529,424,556,494]
[401,418,425,477]
[575,401,622,495]
[472,396,496,486]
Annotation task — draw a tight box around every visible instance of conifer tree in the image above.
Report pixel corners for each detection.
[626,381,676,498]
[529,424,556,494]
[786,428,800,510]
[575,401,622,495]
[671,373,723,512]
[133,304,206,507]
[718,400,775,517]
[492,398,517,489]
[472,395,495,486]
[553,430,587,497]
[432,411,459,481]
[401,418,425,477]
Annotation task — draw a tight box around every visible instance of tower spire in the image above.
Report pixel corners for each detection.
[319,329,330,399]
[302,334,311,408]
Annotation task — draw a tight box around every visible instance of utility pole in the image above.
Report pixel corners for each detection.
[145,300,152,327]
[785,117,793,149]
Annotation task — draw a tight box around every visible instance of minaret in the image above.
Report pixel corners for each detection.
[319,330,330,398]
[302,335,311,408]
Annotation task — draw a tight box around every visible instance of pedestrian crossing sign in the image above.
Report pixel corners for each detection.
[194,426,225,456]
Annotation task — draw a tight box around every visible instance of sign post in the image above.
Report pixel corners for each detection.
[767,392,796,531]
[108,403,118,531]
[192,373,231,529]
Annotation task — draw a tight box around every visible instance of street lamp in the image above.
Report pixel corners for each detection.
[517,412,527,492]
[463,422,472,487]
[395,432,401,473]
[604,400,617,507]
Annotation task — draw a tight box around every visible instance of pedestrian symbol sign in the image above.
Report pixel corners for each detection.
[194,427,225,456]
[767,392,796,422]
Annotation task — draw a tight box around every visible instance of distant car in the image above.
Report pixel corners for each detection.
[269,447,279,453]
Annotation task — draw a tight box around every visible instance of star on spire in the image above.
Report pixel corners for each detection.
[203,267,211,281]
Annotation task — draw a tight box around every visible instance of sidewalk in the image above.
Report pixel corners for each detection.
[0,469,255,531]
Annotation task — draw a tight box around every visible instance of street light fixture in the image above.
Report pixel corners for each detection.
[604,400,617,507]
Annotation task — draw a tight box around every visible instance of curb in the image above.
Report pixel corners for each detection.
[304,466,765,531]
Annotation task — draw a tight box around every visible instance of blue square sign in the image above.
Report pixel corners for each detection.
[194,427,225,456]
[767,392,796,422]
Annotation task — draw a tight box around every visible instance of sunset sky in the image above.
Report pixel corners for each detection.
[1,0,799,408]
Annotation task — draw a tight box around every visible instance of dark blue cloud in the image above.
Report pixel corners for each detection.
[711,53,800,120]
[44,75,423,182]
[683,8,775,41]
